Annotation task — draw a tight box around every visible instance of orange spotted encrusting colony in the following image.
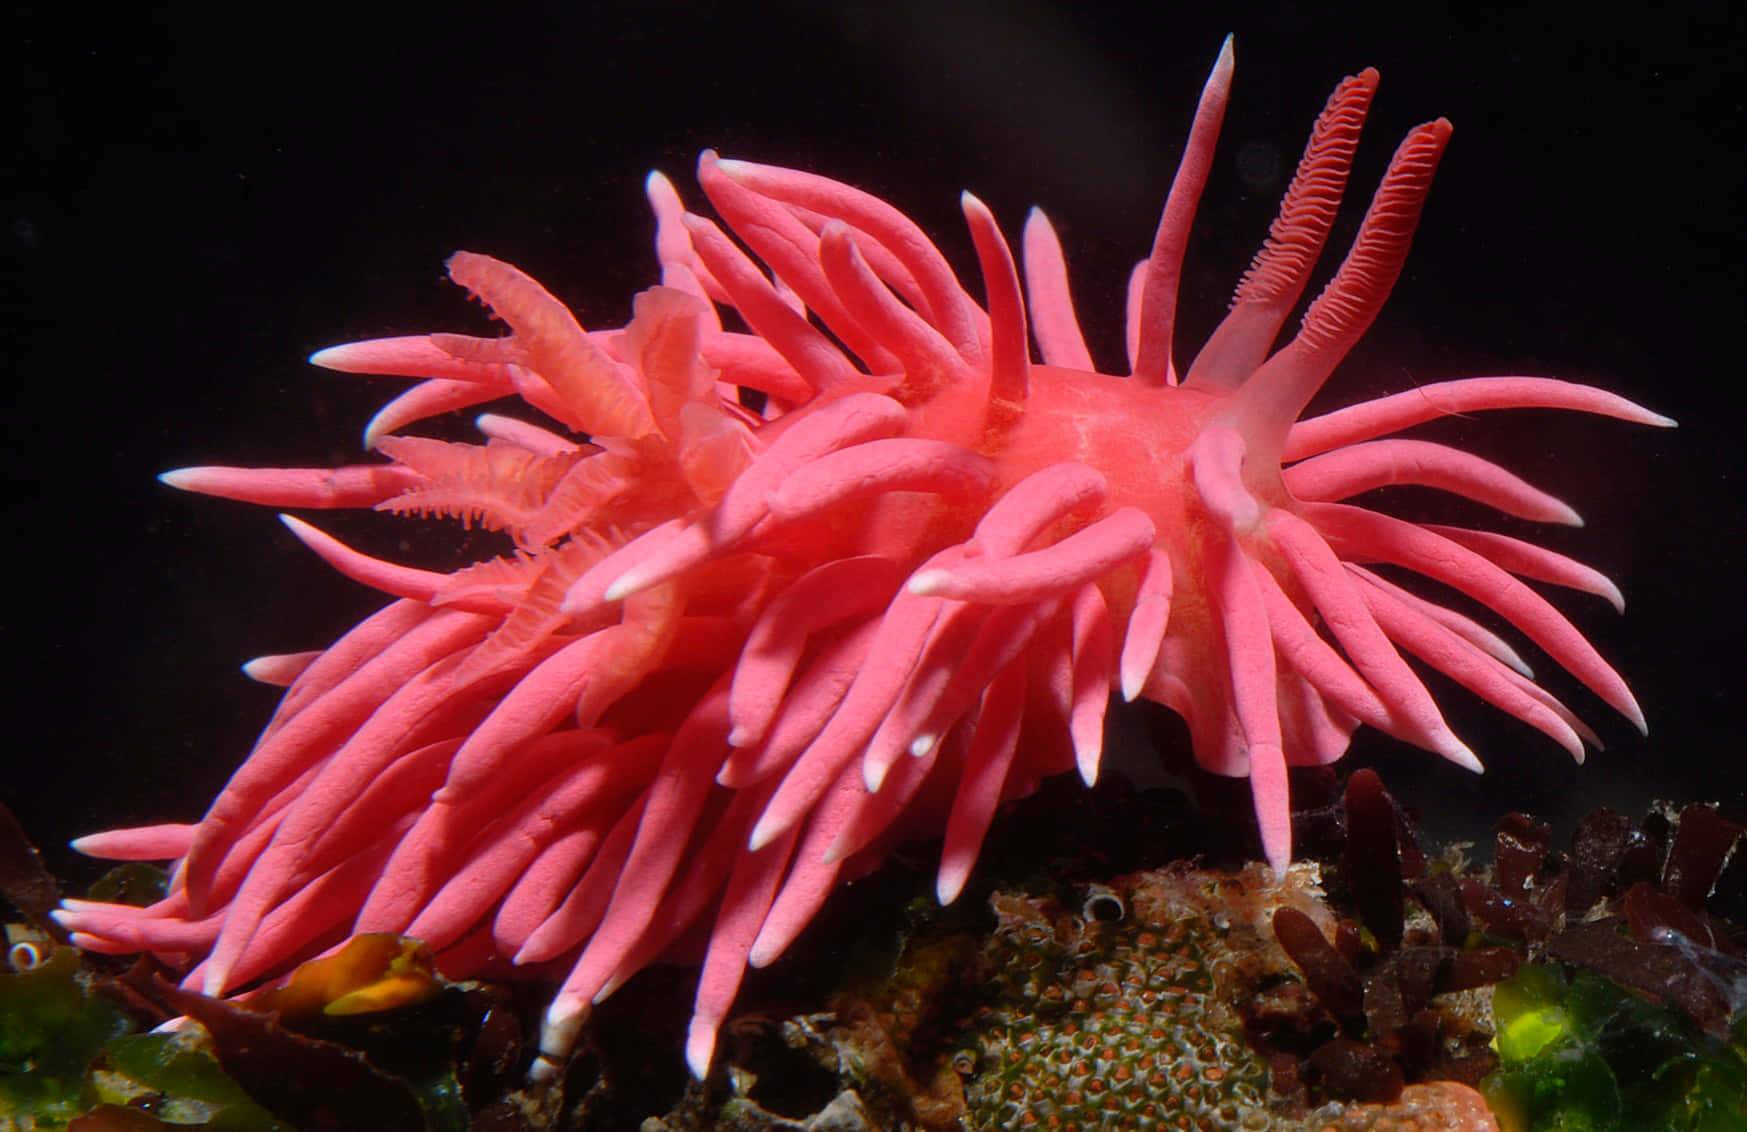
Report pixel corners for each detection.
[962,866,1501,1131]
[55,40,1669,1078]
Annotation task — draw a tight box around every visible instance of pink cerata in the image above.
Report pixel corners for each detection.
[59,39,1672,1079]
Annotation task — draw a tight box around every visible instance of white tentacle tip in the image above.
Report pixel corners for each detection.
[531,1002,588,1082]
[602,570,645,604]
[685,1021,717,1081]
[1445,740,1485,775]
[527,1054,562,1084]
[362,409,397,451]
[306,344,347,369]
[746,818,779,854]
[747,938,779,971]
[863,759,890,793]
[906,569,953,596]
[936,868,968,907]
[56,897,103,912]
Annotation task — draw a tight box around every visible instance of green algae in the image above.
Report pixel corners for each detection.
[0,945,291,1130]
[0,948,131,1125]
[1484,963,1747,1131]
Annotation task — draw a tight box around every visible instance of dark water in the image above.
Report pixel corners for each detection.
[8,1,1744,887]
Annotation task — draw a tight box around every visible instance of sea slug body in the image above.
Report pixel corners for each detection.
[58,38,1671,1079]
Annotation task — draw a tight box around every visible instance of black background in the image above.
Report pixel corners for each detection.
[9,1,1744,884]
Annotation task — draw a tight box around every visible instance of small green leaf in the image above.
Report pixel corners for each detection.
[83,863,168,909]
[104,1032,257,1105]
[0,947,130,1122]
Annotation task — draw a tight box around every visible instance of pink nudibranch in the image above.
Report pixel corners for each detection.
[61,38,1670,1081]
